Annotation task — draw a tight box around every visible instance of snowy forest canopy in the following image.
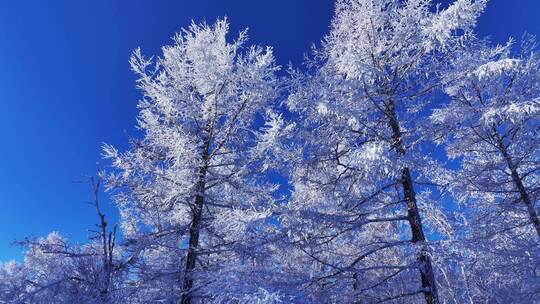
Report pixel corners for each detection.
[2,0,540,303]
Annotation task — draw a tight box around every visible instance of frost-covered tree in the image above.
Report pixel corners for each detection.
[4,1,540,303]
[284,0,486,303]
[431,36,540,303]
[0,260,27,303]
[10,233,126,303]
[102,18,282,303]
[0,177,129,304]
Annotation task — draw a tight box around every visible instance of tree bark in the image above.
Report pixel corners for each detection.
[494,131,540,239]
[90,177,114,303]
[510,168,540,238]
[386,100,440,304]
[181,141,210,304]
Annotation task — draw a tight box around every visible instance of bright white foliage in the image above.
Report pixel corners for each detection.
[281,0,488,303]
[2,1,540,304]
[0,232,129,303]
[432,36,540,303]
[101,17,282,302]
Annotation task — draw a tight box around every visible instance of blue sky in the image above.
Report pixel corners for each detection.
[0,0,539,261]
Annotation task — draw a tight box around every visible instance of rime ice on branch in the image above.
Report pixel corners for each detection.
[102,18,283,303]
[3,1,540,304]
[284,0,486,303]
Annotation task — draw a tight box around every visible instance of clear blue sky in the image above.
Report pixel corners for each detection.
[0,0,538,261]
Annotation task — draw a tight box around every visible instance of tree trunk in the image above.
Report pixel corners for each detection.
[386,100,440,304]
[181,141,210,304]
[91,177,114,304]
[494,131,540,239]
[510,168,540,238]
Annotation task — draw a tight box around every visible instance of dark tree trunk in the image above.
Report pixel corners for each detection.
[494,131,540,239]
[510,168,540,238]
[90,177,115,304]
[386,100,440,304]
[181,141,210,304]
